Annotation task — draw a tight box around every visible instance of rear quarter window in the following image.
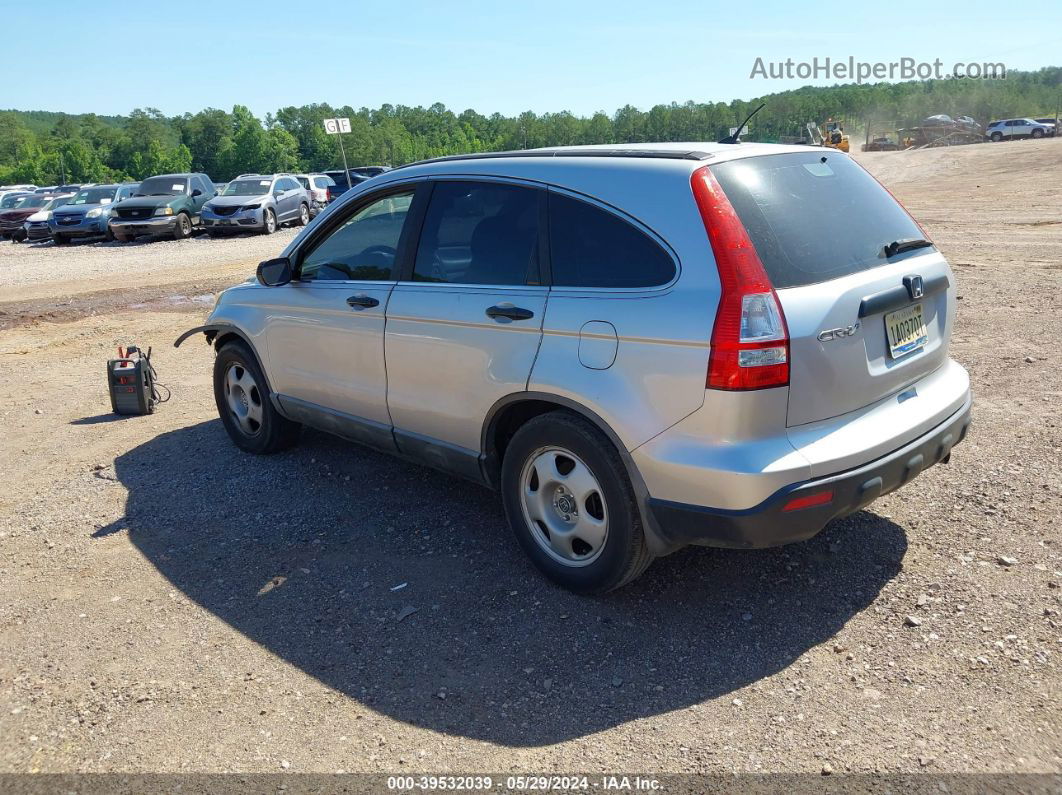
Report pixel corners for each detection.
[710,152,926,289]
[548,193,675,288]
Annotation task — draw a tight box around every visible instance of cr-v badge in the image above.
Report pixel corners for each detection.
[817,322,860,342]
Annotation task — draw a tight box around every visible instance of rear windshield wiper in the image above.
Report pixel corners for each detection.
[883,238,933,258]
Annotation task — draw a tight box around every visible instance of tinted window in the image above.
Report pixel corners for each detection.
[710,152,927,289]
[314,176,334,188]
[549,194,675,288]
[299,191,413,282]
[296,176,310,189]
[278,178,299,191]
[413,182,539,285]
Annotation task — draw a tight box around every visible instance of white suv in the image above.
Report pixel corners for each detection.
[177,143,972,593]
[986,118,1050,141]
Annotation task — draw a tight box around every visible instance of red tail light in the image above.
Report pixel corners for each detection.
[691,166,790,391]
[326,188,333,203]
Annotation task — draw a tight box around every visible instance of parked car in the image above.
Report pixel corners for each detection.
[292,172,335,216]
[0,190,34,209]
[109,173,215,242]
[48,183,139,244]
[322,167,389,202]
[201,174,310,236]
[986,118,1051,141]
[177,142,972,593]
[5,193,73,242]
[1033,118,1058,137]
[954,115,982,132]
[22,194,76,242]
[1,193,61,240]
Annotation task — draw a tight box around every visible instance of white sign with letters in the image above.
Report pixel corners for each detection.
[324,117,352,135]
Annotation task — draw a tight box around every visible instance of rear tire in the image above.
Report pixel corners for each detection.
[213,341,300,454]
[500,411,653,594]
[297,203,309,226]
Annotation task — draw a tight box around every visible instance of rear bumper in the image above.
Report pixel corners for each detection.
[647,394,972,550]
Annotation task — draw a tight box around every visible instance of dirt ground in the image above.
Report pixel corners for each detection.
[0,139,1059,777]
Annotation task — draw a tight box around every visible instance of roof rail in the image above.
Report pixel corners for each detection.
[391,147,715,171]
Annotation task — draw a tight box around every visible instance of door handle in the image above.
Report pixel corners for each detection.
[346,294,380,309]
[485,304,534,322]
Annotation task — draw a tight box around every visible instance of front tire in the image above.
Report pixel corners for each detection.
[262,209,277,235]
[52,234,68,245]
[173,212,192,240]
[1031,128,1044,139]
[500,411,653,594]
[990,131,1003,142]
[213,341,300,454]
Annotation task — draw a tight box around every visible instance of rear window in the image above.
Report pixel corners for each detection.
[710,152,927,289]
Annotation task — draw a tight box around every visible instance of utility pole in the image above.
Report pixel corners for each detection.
[59,152,67,185]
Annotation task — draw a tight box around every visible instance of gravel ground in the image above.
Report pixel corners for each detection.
[0,139,1059,777]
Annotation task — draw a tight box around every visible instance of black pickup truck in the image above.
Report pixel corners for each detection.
[322,166,390,202]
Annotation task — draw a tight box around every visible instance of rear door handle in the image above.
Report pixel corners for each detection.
[346,294,379,309]
[485,304,534,322]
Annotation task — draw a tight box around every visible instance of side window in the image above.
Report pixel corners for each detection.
[281,178,299,191]
[298,191,414,282]
[548,193,675,288]
[192,175,210,195]
[412,181,539,285]
[296,176,310,190]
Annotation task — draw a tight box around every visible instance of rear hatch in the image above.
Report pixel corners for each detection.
[711,151,952,427]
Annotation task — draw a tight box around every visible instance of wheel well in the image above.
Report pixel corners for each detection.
[484,398,601,488]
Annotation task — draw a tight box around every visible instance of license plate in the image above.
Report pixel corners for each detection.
[884,302,928,358]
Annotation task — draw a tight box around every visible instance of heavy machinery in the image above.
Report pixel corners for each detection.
[805,120,850,152]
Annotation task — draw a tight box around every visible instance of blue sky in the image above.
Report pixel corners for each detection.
[5,1,1060,117]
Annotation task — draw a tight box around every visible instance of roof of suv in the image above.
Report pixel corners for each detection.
[392,141,819,173]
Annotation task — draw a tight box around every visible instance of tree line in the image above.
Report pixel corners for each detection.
[1,67,1057,185]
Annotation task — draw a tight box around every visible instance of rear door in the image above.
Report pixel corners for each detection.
[384,179,547,466]
[710,151,953,427]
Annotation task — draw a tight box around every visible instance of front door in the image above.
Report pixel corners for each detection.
[384,179,547,471]
[257,188,417,449]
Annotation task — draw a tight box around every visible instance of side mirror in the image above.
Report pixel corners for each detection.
[257,257,293,287]
[192,188,203,197]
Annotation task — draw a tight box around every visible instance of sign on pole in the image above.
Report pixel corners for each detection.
[324,117,352,135]
[323,118,352,178]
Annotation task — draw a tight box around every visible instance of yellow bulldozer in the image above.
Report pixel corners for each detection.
[805,120,850,153]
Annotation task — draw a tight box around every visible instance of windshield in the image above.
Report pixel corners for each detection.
[711,152,927,289]
[1,194,30,209]
[44,196,71,210]
[11,195,47,210]
[222,179,271,197]
[70,187,117,206]
[135,177,187,197]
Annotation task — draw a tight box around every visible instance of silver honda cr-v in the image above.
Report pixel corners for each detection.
[177,142,972,593]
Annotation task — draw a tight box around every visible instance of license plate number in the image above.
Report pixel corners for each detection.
[884,303,928,358]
